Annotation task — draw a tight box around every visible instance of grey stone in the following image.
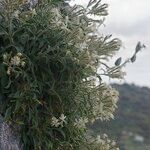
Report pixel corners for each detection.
[0,116,22,150]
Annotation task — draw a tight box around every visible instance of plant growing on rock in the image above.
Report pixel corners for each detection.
[0,0,145,149]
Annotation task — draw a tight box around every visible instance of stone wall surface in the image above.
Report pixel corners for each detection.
[0,116,22,150]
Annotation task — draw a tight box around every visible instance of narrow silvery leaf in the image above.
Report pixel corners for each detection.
[87,0,97,8]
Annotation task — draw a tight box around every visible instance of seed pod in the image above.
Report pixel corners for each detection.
[131,55,136,63]
[135,42,142,53]
[115,57,122,66]
[143,44,146,48]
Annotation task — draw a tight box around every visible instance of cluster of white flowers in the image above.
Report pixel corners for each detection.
[74,81,119,125]
[13,9,37,19]
[51,8,63,26]
[13,10,21,18]
[101,84,119,100]
[74,117,88,129]
[30,8,37,15]
[51,114,67,128]
[93,134,120,150]
[3,52,26,75]
[51,8,70,31]
[88,83,119,123]
[12,0,37,19]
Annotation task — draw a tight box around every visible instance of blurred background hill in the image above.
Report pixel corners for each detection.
[89,83,150,150]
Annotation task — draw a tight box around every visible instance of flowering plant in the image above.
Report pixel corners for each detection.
[0,0,144,149]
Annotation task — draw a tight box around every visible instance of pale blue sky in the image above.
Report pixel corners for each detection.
[70,0,150,87]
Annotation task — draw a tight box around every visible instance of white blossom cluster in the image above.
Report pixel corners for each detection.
[92,134,120,150]
[51,114,67,128]
[3,52,26,75]
[74,117,88,129]
[91,83,119,122]
[74,81,119,127]
[50,8,69,31]
[81,133,120,150]
[13,8,36,18]
[12,0,37,19]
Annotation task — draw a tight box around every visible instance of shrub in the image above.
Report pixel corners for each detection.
[0,0,144,149]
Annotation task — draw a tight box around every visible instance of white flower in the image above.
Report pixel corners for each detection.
[21,61,26,67]
[110,114,114,119]
[51,114,67,128]
[3,54,7,62]
[7,67,12,75]
[25,15,29,18]
[111,141,116,146]
[13,10,20,18]
[96,135,101,142]
[51,8,62,18]
[103,134,108,138]
[74,117,88,129]
[105,144,110,149]
[17,52,23,57]
[51,116,60,127]
[107,139,111,143]
[96,135,105,145]
[31,9,37,15]
[11,56,21,66]
[59,114,66,124]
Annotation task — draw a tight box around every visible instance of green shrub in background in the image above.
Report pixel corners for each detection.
[0,0,145,149]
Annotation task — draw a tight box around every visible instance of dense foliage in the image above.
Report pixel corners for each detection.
[0,0,144,149]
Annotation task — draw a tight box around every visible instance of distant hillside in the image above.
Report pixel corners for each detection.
[89,83,150,150]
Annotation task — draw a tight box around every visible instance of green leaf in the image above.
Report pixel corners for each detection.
[15,99,22,112]
[5,78,12,89]
[0,70,9,92]
[4,107,12,120]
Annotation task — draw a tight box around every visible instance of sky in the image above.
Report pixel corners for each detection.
[70,0,150,87]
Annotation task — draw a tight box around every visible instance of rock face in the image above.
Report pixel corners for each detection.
[0,116,22,150]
